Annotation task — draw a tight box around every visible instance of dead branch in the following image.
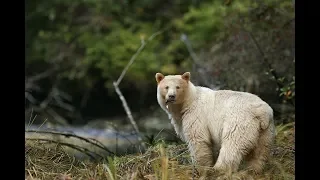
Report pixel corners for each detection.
[52,88,74,112]
[114,31,163,87]
[113,31,163,148]
[26,138,104,160]
[180,33,221,90]
[112,85,140,137]
[80,82,95,109]
[246,31,295,107]
[46,108,69,125]
[25,79,74,125]
[25,92,38,104]
[228,9,295,106]
[247,31,282,86]
[26,68,57,83]
[26,82,66,125]
[25,130,115,155]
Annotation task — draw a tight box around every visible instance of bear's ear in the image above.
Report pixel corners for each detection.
[182,72,191,82]
[155,73,165,84]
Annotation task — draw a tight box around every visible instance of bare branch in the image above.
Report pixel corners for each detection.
[115,40,146,86]
[54,88,73,101]
[52,96,74,112]
[25,92,38,104]
[26,68,57,83]
[25,130,115,155]
[246,32,282,87]
[180,34,201,64]
[113,83,142,141]
[80,87,92,109]
[115,31,163,86]
[25,82,41,92]
[39,90,55,109]
[180,33,221,90]
[245,31,295,107]
[282,18,295,28]
[46,108,69,125]
[113,31,163,148]
[25,77,75,125]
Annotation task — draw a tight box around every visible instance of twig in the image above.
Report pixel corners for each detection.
[114,31,163,86]
[113,84,142,142]
[180,34,201,64]
[282,18,295,28]
[52,95,74,112]
[113,31,163,147]
[80,83,95,109]
[25,130,115,155]
[180,34,220,90]
[26,68,57,83]
[25,92,38,104]
[46,108,69,125]
[247,31,282,86]
[26,81,74,125]
[246,30,295,107]
[26,138,103,160]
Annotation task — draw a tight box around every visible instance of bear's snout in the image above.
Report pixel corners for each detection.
[166,94,176,103]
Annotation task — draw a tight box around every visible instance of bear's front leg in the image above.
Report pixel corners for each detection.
[188,140,214,179]
[171,120,186,141]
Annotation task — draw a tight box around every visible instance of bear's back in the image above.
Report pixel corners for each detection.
[214,89,266,107]
[192,87,268,115]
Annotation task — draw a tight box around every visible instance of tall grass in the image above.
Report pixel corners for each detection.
[25,122,295,180]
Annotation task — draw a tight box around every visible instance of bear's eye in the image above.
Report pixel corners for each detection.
[165,86,169,90]
[176,86,180,89]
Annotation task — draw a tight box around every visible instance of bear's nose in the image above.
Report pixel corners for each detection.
[169,95,175,99]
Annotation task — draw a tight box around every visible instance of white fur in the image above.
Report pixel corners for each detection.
[157,76,275,175]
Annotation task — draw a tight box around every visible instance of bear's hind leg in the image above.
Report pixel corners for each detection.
[213,143,244,173]
[213,123,260,173]
[245,126,274,174]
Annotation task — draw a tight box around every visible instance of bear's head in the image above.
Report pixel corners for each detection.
[155,72,191,105]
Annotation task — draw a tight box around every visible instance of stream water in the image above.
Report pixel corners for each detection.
[25,124,142,159]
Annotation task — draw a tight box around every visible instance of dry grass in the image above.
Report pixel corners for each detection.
[25,122,295,180]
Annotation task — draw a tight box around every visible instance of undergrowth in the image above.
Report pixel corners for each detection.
[25,122,294,180]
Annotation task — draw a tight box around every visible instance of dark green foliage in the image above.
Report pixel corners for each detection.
[26,0,295,123]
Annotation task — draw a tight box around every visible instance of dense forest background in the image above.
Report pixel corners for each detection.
[25,0,295,135]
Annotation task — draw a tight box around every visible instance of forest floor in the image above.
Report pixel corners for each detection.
[25,122,294,180]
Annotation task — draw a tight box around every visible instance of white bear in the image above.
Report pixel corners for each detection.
[155,72,275,176]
